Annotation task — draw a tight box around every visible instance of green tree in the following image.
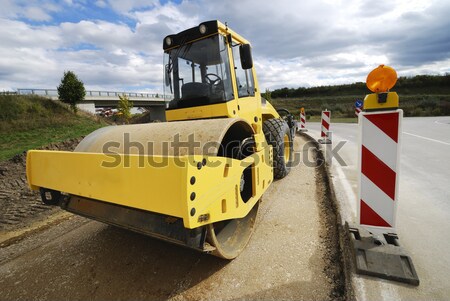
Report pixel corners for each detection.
[264,88,272,101]
[57,71,86,113]
[117,94,133,124]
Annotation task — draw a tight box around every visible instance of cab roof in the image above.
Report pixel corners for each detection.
[163,20,250,51]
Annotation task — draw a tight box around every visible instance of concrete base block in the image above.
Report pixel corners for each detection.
[347,223,420,286]
[318,138,332,144]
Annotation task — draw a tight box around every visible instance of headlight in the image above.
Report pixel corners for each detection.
[199,24,207,34]
[165,37,172,46]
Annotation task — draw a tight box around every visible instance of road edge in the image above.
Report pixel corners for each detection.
[0,211,72,247]
[299,131,356,301]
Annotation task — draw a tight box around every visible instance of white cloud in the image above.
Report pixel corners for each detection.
[133,3,200,32]
[22,6,52,21]
[0,19,61,48]
[59,20,134,50]
[0,0,449,92]
[106,0,158,12]
[95,0,107,8]
[0,17,163,91]
[0,0,63,21]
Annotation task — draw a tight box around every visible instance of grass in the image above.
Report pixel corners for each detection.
[0,95,107,161]
[270,94,450,119]
[307,116,358,123]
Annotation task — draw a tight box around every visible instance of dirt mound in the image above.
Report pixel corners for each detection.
[0,138,82,232]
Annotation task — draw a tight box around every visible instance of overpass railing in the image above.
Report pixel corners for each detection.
[0,91,18,95]
[17,89,172,99]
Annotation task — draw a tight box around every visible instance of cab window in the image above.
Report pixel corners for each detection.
[164,34,233,109]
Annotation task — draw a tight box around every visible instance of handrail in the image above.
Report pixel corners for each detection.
[16,89,173,99]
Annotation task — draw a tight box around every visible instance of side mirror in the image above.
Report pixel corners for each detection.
[239,44,253,70]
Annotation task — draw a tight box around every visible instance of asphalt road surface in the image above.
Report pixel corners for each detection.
[307,116,450,300]
[0,135,345,301]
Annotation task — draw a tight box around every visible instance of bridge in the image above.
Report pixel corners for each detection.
[17,88,171,107]
[17,88,172,120]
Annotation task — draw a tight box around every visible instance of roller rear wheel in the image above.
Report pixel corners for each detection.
[263,118,293,179]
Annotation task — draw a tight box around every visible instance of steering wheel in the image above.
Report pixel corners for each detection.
[205,73,222,86]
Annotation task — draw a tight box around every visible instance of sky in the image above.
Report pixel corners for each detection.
[0,0,449,93]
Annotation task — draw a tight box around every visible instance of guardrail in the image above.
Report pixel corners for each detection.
[16,89,172,99]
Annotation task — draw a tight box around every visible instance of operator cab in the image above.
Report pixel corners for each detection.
[163,20,255,111]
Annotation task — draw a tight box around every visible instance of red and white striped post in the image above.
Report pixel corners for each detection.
[358,110,402,231]
[298,107,308,132]
[318,110,331,144]
[357,65,402,232]
[355,107,362,116]
[351,66,419,285]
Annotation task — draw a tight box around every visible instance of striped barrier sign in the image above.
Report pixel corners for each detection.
[358,109,403,230]
[350,66,419,285]
[319,110,331,144]
[355,107,362,116]
[298,107,307,132]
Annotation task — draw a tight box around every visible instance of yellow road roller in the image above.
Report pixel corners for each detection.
[26,20,296,259]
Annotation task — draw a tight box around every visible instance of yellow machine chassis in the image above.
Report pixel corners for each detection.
[27,147,273,229]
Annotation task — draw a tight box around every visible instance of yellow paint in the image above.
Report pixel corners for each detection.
[363,92,399,110]
[27,147,273,229]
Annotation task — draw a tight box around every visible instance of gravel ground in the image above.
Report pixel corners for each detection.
[0,134,347,301]
[0,138,82,235]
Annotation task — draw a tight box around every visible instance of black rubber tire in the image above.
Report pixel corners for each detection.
[263,118,293,179]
